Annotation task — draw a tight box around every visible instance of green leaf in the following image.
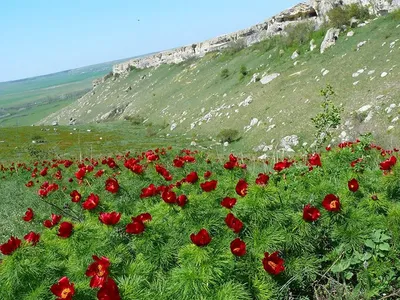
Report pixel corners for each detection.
[362,253,372,261]
[380,234,391,241]
[378,243,390,251]
[345,271,354,280]
[364,239,375,249]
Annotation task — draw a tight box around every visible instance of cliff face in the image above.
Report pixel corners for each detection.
[111,0,399,75]
[112,3,318,74]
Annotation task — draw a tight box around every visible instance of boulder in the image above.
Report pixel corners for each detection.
[320,28,340,54]
[260,73,280,85]
[310,39,317,51]
[291,50,300,60]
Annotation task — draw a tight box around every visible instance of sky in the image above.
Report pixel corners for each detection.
[0,0,300,82]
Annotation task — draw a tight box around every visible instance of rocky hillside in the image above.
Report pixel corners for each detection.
[39,1,400,155]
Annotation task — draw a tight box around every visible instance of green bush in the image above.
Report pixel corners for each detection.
[328,4,370,28]
[239,65,248,77]
[217,129,240,143]
[284,21,315,47]
[124,114,145,125]
[389,9,400,20]
[220,68,230,79]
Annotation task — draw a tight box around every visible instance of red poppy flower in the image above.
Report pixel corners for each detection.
[24,231,40,246]
[94,169,105,178]
[255,173,269,186]
[308,153,322,167]
[225,213,243,233]
[173,158,185,168]
[86,255,111,288]
[126,220,145,234]
[99,212,121,225]
[303,204,321,222]
[0,236,21,255]
[230,238,246,256]
[203,171,212,179]
[162,190,177,204]
[105,178,119,194]
[235,179,248,197]
[185,171,199,184]
[262,251,285,275]
[97,277,121,300]
[200,180,218,192]
[322,194,341,212]
[23,208,34,222]
[177,195,188,207]
[50,276,75,300]
[221,197,237,209]
[190,229,212,246]
[70,190,81,203]
[43,213,62,228]
[348,178,359,192]
[82,193,100,210]
[25,180,34,187]
[58,222,73,238]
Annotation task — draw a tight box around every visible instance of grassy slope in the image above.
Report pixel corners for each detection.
[40,15,400,152]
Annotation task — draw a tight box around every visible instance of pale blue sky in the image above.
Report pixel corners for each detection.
[0,0,300,82]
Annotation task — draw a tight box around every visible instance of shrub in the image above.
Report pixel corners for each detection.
[217,129,240,143]
[284,21,315,47]
[389,9,400,20]
[328,4,370,28]
[220,68,230,79]
[124,114,145,125]
[239,65,248,76]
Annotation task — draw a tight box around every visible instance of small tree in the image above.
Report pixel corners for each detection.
[220,68,230,79]
[311,85,343,148]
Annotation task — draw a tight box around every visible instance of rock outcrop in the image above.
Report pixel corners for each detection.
[113,3,318,74]
[320,28,340,53]
[108,1,400,75]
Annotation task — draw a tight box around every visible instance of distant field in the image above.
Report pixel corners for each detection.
[0,59,134,127]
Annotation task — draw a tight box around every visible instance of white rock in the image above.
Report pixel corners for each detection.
[381,72,388,77]
[322,70,329,76]
[291,51,299,60]
[392,116,399,123]
[250,118,258,127]
[170,123,177,131]
[263,145,273,152]
[258,154,268,160]
[190,141,197,146]
[223,142,229,147]
[357,105,372,113]
[321,28,340,54]
[376,95,385,100]
[347,31,354,37]
[367,70,375,75]
[364,111,374,122]
[239,96,253,107]
[357,41,367,51]
[260,73,280,85]
[387,126,394,131]
[353,81,359,86]
[280,135,299,151]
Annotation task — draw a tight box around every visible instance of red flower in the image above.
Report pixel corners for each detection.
[348,178,359,192]
[204,171,212,179]
[308,153,322,167]
[380,156,397,171]
[75,167,86,180]
[262,251,285,275]
[24,231,40,246]
[23,208,34,222]
[133,213,152,223]
[225,213,243,233]
[25,180,34,187]
[105,178,119,194]
[57,222,73,238]
[235,179,248,197]
[99,212,121,225]
[221,197,237,209]
[303,204,321,222]
[322,194,341,212]
[70,190,81,203]
[140,184,158,198]
[173,158,184,168]
[86,255,111,288]
[126,220,145,234]
[50,277,75,300]
[0,236,21,255]
[82,193,100,210]
[230,238,246,256]
[190,229,212,246]
[177,195,188,207]
[97,277,121,300]
[94,169,105,178]
[185,171,199,184]
[273,159,293,172]
[43,213,62,228]
[162,190,177,204]
[200,180,218,192]
[255,173,269,186]
[40,167,48,176]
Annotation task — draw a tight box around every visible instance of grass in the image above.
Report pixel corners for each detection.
[38,13,400,154]
[0,138,399,299]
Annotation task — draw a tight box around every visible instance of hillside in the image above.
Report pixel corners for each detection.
[39,9,400,155]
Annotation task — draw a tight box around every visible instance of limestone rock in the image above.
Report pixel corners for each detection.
[260,73,280,85]
[320,28,340,54]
